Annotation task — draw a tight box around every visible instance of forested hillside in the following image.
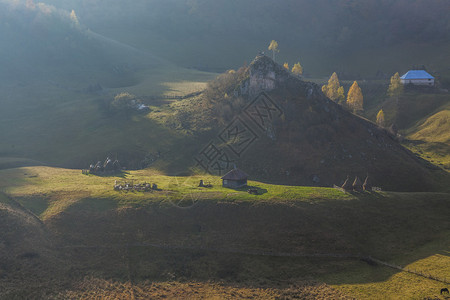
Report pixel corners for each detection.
[42,0,450,82]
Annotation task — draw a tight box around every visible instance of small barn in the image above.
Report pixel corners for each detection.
[221,168,248,188]
[400,70,434,86]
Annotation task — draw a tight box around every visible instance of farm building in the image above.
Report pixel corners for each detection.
[400,70,434,86]
[221,168,248,188]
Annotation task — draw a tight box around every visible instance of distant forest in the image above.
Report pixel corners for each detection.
[46,0,450,43]
[14,0,450,77]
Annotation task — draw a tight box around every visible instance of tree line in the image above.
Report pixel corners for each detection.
[321,70,403,128]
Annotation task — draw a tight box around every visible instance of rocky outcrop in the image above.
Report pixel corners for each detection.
[241,54,324,100]
[248,54,287,95]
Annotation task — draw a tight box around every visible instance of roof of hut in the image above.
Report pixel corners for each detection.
[221,168,249,180]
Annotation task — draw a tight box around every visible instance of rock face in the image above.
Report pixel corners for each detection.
[248,54,285,95]
[243,54,323,99]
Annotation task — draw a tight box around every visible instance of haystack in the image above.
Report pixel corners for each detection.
[363,174,372,191]
[341,175,352,190]
[352,176,363,191]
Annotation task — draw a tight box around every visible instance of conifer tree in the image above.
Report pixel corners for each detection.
[376,109,385,127]
[322,72,342,102]
[347,81,363,113]
[387,72,403,98]
[283,62,289,70]
[291,62,303,76]
[268,40,279,61]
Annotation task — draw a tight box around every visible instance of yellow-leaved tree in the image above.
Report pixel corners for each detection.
[291,62,303,76]
[322,72,343,102]
[347,81,363,113]
[70,10,79,27]
[337,86,345,104]
[283,62,289,70]
[376,109,385,127]
[268,40,279,61]
[387,72,403,98]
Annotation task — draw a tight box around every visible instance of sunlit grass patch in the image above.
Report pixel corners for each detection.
[0,166,357,219]
[332,267,448,300]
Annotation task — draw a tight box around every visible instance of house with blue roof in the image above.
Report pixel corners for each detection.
[400,70,434,86]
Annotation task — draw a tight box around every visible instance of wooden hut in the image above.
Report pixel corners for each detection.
[221,168,248,188]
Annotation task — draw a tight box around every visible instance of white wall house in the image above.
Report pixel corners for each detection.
[400,70,434,86]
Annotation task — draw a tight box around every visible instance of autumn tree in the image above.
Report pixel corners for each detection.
[268,40,279,61]
[291,62,303,76]
[387,72,403,98]
[283,62,289,70]
[337,86,345,104]
[347,81,363,113]
[322,72,343,102]
[376,109,385,127]
[111,92,141,116]
[70,10,79,27]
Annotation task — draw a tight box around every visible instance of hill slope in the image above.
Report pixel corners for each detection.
[0,166,448,299]
[0,0,215,168]
[405,105,450,170]
[0,1,165,88]
[409,109,450,144]
[0,193,66,298]
[180,55,449,191]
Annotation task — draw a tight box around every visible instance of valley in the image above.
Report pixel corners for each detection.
[0,0,449,298]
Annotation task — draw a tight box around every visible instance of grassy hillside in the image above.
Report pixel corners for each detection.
[409,109,450,144]
[158,56,450,192]
[0,0,216,169]
[359,84,450,172]
[0,2,448,298]
[0,166,448,298]
[1,0,448,192]
[405,106,450,170]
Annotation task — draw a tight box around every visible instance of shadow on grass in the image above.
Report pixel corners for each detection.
[86,171,129,178]
[233,185,268,195]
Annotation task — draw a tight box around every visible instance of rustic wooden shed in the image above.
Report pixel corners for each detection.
[221,168,248,188]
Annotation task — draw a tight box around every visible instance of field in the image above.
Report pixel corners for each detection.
[0,61,216,170]
[0,166,448,299]
[0,166,354,219]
